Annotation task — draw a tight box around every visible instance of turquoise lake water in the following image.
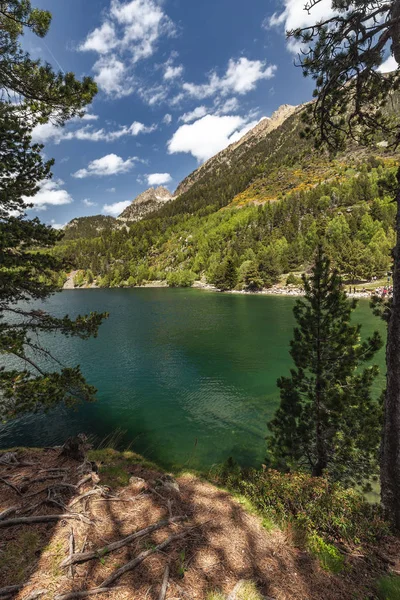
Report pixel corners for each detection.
[0,289,387,472]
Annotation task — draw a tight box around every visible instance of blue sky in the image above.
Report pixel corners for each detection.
[23,0,394,227]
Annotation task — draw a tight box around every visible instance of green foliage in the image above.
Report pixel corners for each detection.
[268,247,383,486]
[307,533,344,574]
[376,575,400,600]
[0,1,106,420]
[215,465,389,545]
[167,270,196,288]
[286,273,302,286]
[58,163,396,289]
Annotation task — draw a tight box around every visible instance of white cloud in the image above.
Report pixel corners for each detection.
[79,0,176,97]
[228,119,259,144]
[378,55,399,73]
[92,55,133,97]
[32,119,155,145]
[50,220,67,230]
[183,57,276,99]
[163,113,172,125]
[83,198,97,207]
[102,200,131,216]
[24,179,73,210]
[218,97,239,114]
[168,114,256,162]
[267,0,337,53]
[147,173,172,185]
[81,113,99,121]
[106,187,116,192]
[267,0,335,31]
[164,64,183,80]
[73,154,137,178]
[79,22,117,54]
[179,106,208,123]
[31,121,63,144]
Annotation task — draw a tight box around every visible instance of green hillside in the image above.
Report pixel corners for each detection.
[57,104,399,290]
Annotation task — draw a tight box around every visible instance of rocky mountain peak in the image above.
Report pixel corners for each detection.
[118,186,174,221]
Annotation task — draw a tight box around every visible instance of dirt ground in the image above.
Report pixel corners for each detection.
[0,447,399,600]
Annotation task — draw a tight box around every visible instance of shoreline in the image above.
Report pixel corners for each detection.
[63,278,377,298]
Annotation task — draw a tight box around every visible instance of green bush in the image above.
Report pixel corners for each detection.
[286,272,303,286]
[214,465,388,545]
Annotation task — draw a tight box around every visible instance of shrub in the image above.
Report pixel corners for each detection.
[286,272,303,286]
[214,465,388,545]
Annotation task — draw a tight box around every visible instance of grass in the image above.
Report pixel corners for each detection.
[307,533,345,574]
[206,581,264,600]
[0,531,41,583]
[88,448,159,487]
[376,575,400,600]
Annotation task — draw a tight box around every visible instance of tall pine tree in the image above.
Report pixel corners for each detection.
[0,2,106,421]
[268,247,382,486]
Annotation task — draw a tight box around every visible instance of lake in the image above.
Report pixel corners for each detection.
[0,289,387,472]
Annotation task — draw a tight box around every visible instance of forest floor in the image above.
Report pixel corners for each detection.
[1,447,399,600]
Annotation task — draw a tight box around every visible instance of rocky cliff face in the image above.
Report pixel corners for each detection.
[118,186,174,221]
[174,104,301,197]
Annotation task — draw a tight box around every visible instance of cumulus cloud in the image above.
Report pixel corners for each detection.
[183,57,276,99]
[83,198,97,207]
[147,173,172,185]
[168,114,257,162]
[50,220,67,230]
[102,200,131,216]
[267,0,336,53]
[79,0,176,97]
[218,97,239,114]
[73,154,137,178]
[163,113,172,125]
[92,55,133,97]
[31,120,155,145]
[164,63,183,80]
[378,55,399,73]
[23,179,73,210]
[179,106,207,123]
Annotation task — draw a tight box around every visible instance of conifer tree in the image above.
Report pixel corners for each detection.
[0,1,106,421]
[268,247,382,486]
[214,258,238,291]
[286,0,400,528]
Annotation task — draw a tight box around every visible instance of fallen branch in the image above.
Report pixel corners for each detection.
[0,477,21,495]
[76,474,92,488]
[61,516,186,567]
[55,530,189,600]
[0,585,23,598]
[158,565,169,600]
[22,590,47,600]
[69,529,75,579]
[26,482,77,499]
[68,489,102,508]
[0,513,92,528]
[0,506,18,520]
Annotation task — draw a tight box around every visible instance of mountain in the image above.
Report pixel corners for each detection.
[59,100,398,290]
[174,104,300,197]
[118,186,174,222]
[62,215,116,241]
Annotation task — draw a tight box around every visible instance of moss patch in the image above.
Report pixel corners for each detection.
[0,531,42,583]
[88,448,160,487]
[307,533,345,574]
[377,575,400,600]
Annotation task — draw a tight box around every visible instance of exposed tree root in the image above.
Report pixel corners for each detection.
[60,516,186,567]
[0,506,17,520]
[55,530,189,600]
[158,565,169,600]
[0,478,21,496]
[0,584,23,598]
[0,513,92,528]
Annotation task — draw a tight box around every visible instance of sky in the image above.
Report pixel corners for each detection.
[23,0,397,227]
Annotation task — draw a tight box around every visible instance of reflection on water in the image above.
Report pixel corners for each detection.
[0,289,386,471]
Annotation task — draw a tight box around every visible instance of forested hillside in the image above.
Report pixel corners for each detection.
[58,103,399,290]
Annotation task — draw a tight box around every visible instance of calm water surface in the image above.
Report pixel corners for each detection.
[0,289,387,471]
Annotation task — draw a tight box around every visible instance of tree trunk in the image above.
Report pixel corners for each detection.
[380,168,400,530]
